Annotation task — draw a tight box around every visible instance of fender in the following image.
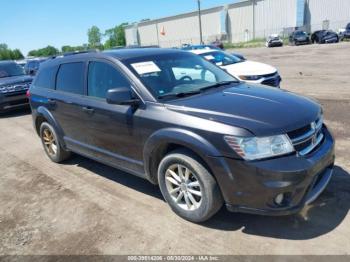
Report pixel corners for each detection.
[143,127,222,183]
[35,106,67,149]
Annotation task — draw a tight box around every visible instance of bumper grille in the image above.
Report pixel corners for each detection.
[288,116,324,156]
[261,73,281,87]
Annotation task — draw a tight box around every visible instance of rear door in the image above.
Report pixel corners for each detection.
[71,59,145,174]
[49,61,88,147]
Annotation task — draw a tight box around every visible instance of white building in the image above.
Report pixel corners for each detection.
[125,0,350,47]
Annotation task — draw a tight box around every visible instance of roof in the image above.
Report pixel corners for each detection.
[0,60,16,64]
[39,48,192,68]
[103,48,187,60]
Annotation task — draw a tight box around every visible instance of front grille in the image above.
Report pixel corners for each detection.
[261,74,281,87]
[2,83,30,97]
[287,116,324,156]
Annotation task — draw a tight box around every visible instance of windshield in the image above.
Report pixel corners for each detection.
[295,31,307,37]
[0,62,26,78]
[123,52,238,100]
[199,51,243,67]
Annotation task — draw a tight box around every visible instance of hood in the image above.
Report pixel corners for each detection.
[222,60,276,77]
[0,75,33,87]
[165,83,321,136]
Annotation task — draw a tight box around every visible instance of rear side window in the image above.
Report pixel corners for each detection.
[88,61,129,99]
[56,62,85,94]
[34,66,57,89]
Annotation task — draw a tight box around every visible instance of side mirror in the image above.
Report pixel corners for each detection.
[106,87,140,106]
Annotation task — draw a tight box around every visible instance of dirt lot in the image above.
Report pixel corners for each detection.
[0,42,349,256]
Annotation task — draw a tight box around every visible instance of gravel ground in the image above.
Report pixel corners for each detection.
[0,42,349,256]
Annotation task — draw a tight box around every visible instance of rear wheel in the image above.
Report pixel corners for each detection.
[158,149,223,222]
[40,122,71,163]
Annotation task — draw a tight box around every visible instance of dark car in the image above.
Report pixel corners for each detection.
[210,40,224,50]
[311,30,339,44]
[342,23,350,40]
[29,49,335,222]
[289,30,311,45]
[181,44,222,51]
[0,61,33,112]
[24,59,47,76]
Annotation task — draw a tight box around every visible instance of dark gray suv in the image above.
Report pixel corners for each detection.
[29,49,335,222]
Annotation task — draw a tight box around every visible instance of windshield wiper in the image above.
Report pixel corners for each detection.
[158,90,201,99]
[199,80,239,92]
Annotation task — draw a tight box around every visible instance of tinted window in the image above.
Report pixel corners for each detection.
[88,61,129,99]
[56,62,85,94]
[199,51,242,66]
[0,62,25,78]
[34,66,57,89]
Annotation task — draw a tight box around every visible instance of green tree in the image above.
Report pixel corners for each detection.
[0,43,24,60]
[103,23,128,49]
[27,45,59,57]
[12,49,24,60]
[88,26,102,49]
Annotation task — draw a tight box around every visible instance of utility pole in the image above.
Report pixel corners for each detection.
[197,0,203,44]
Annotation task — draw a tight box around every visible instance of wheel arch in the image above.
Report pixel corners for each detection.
[34,106,66,148]
[143,128,221,185]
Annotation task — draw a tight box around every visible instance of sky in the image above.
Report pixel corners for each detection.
[0,0,235,56]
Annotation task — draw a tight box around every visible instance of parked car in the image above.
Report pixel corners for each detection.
[342,23,350,40]
[289,30,311,45]
[0,60,33,112]
[181,44,222,51]
[311,30,339,44]
[190,49,281,88]
[210,40,224,50]
[24,58,47,76]
[266,34,283,47]
[29,49,335,222]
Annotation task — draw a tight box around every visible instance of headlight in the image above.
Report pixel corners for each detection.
[224,135,294,160]
[239,75,262,81]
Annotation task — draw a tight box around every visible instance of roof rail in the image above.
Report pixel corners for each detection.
[63,49,99,57]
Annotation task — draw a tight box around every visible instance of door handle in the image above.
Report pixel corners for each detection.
[82,106,95,114]
[47,98,56,106]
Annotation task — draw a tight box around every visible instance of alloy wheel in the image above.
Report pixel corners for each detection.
[165,164,202,211]
[42,128,58,156]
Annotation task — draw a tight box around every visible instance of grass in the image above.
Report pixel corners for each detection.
[223,37,290,49]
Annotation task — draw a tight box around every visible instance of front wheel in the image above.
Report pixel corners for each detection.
[158,149,223,222]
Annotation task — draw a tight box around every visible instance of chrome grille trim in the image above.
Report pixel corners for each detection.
[288,115,324,156]
[298,132,324,156]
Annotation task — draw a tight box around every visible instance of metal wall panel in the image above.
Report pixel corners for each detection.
[255,0,297,37]
[228,1,253,42]
[306,0,350,31]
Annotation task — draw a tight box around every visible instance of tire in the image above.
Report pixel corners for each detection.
[158,149,223,223]
[39,122,71,163]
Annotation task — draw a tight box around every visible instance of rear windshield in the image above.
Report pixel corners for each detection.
[0,62,25,78]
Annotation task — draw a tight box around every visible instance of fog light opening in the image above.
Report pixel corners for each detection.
[274,193,285,206]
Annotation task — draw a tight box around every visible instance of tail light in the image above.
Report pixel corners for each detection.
[26,89,31,98]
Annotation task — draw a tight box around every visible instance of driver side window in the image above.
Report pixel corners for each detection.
[88,61,130,99]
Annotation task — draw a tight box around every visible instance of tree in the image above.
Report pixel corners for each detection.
[0,43,24,60]
[103,23,128,49]
[12,49,24,60]
[88,26,102,49]
[27,45,59,57]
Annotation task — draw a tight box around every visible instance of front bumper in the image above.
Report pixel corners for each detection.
[207,126,335,216]
[0,92,29,112]
[245,73,282,88]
